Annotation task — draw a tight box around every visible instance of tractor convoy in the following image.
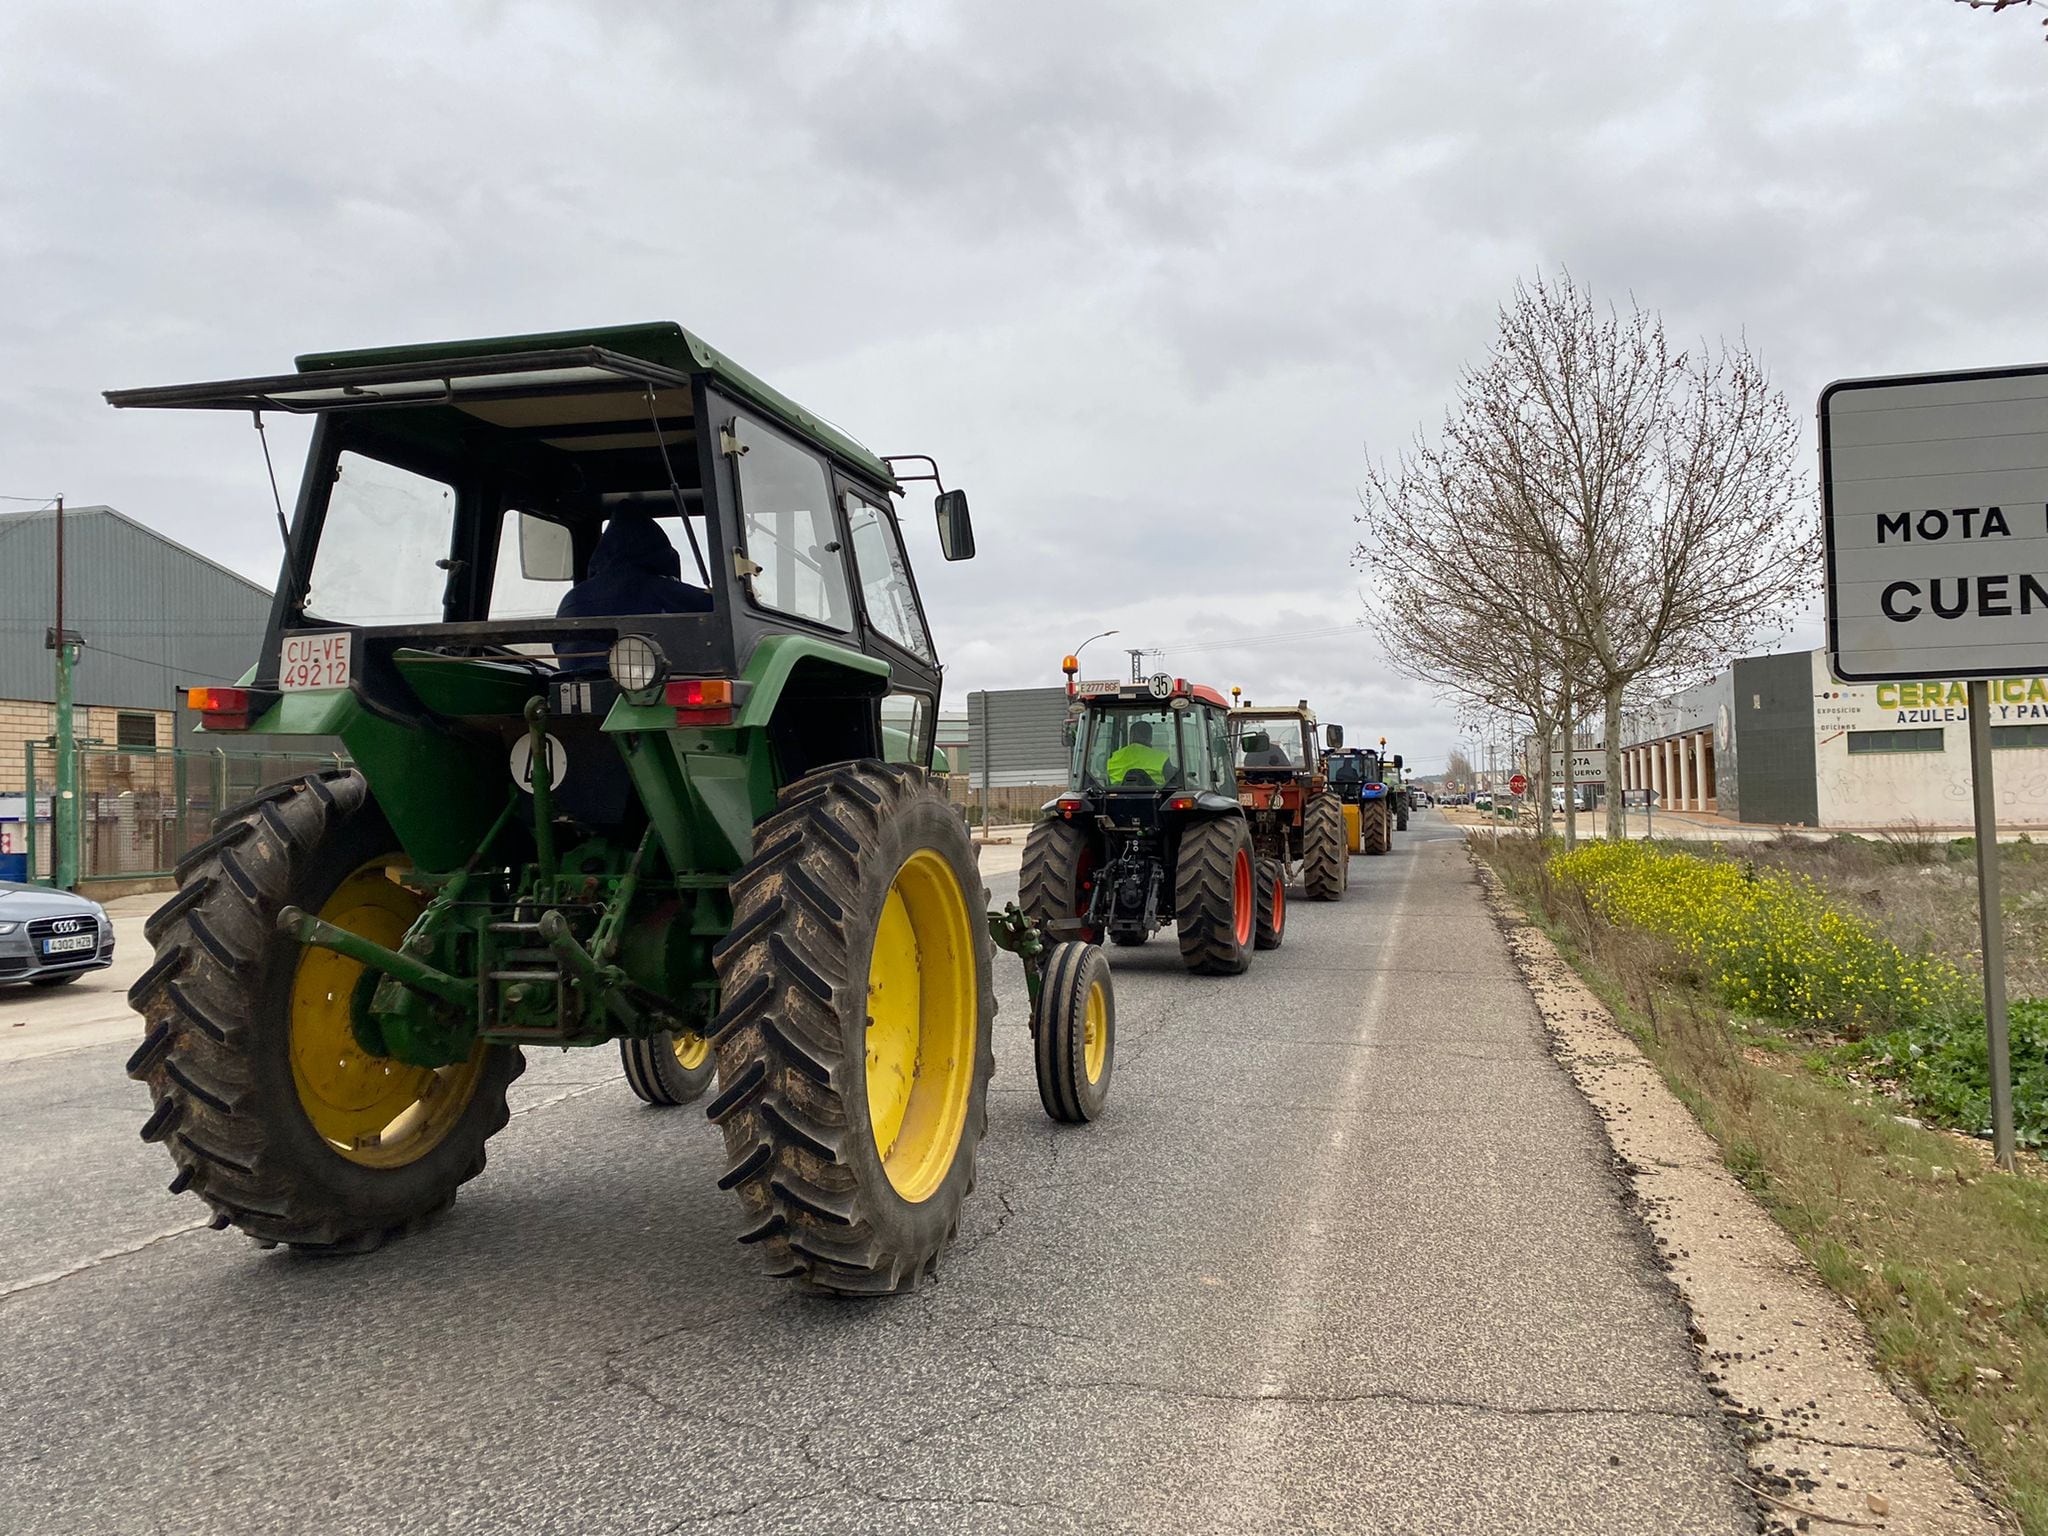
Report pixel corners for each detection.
[105,320,1411,1301]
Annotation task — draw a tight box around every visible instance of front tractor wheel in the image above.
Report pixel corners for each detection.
[710,762,996,1295]
[621,1030,717,1106]
[1019,818,1099,943]
[126,771,522,1253]
[1254,858,1287,950]
[1174,817,1254,977]
[1303,793,1348,900]
[1034,941,1114,1123]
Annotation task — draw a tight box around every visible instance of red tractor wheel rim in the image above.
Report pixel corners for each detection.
[1271,875,1285,936]
[1232,849,1253,949]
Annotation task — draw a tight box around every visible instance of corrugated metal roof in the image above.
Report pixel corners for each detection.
[0,506,273,718]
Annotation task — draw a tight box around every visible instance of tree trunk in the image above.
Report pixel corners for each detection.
[1602,681,1627,841]
[1532,709,1555,839]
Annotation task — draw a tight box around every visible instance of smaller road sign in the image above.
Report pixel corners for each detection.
[1508,772,1528,796]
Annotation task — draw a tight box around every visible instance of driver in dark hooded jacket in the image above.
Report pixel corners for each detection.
[554,514,711,666]
[557,514,712,622]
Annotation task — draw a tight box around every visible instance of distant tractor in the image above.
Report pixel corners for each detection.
[1325,744,1403,856]
[108,321,1117,1290]
[1022,674,1260,975]
[1227,701,1348,909]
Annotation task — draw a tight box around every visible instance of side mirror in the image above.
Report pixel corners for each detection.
[1393,754,1404,770]
[935,489,975,561]
[518,513,574,581]
[1325,724,1344,750]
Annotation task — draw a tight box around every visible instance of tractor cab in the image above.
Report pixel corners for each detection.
[1226,704,1349,901]
[109,323,972,869]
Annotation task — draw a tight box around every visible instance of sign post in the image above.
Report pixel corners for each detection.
[1819,366,2048,1172]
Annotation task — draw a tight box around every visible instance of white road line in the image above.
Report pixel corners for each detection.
[1,1069,624,1301]
[1226,847,1420,1518]
[0,1219,209,1301]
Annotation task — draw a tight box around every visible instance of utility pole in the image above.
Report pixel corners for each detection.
[49,495,81,889]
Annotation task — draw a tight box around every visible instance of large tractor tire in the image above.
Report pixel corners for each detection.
[621,1029,717,1106]
[1034,940,1114,1124]
[1396,797,1410,832]
[1303,793,1348,900]
[709,761,996,1295]
[1019,817,1099,942]
[1254,858,1287,950]
[127,770,523,1254]
[1361,800,1393,856]
[1173,817,1254,977]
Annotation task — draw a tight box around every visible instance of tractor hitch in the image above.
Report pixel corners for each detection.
[277,905,476,1011]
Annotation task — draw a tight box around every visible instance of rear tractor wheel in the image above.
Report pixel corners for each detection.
[1034,941,1114,1124]
[621,1029,717,1106]
[710,761,996,1295]
[1362,801,1392,856]
[126,771,523,1254]
[1020,817,1100,943]
[1254,858,1287,950]
[1174,817,1254,977]
[1303,793,1348,900]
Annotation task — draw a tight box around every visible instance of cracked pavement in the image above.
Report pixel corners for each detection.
[0,815,1753,1533]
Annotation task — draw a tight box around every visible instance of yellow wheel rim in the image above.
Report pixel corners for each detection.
[1083,977,1108,1085]
[672,1031,710,1071]
[288,857,486,1168]
[864,848,977,1203]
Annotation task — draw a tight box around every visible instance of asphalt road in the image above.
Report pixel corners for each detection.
[0,813,1751,1535]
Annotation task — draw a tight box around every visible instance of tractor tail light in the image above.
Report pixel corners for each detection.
[1167,795,1197,811]
[1056,794,1087,820]
[665,678,736,726]
[187,686,251,730]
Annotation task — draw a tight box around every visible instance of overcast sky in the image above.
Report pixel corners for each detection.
[3,1,2044,774]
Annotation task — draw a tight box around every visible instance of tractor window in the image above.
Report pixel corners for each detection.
[1206,710,1233,791]
[731,414,853,632]
[1082,707,1184,790]
[1234,717,1309,770]
[487,512,572,619]
[306,451,456,625]
[845,493,934,662]
[881,692,934,766]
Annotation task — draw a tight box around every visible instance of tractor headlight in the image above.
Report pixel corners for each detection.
[608,634,668,693]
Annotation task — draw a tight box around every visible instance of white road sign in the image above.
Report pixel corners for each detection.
[1821,367,2048,681]
[1547,750,1604,785]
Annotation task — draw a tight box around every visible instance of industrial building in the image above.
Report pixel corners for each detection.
[0,505,299,881]
[1619,646,2048,829]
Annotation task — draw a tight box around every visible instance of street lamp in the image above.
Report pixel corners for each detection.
[1062,629,1119,696]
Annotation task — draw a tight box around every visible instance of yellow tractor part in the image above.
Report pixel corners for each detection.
[863,847,977,1203]
[1342,800,1363,855]
[287,858,487,1168]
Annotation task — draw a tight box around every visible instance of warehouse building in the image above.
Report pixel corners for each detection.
[1619,646,2048,829]
[0,506,325,882]
[0,505,274,784]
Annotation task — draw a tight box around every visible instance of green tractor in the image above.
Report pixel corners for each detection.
[108,322,1115,1291]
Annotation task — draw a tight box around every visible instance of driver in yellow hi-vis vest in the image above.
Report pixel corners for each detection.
[1106,721,1170,784]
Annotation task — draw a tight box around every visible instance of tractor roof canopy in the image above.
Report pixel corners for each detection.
[105,321,899,491]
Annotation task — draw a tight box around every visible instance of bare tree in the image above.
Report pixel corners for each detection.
[1955,0,2047,38]
[1444,749,1473,790]
[1368,272,1811,841]
[1361,396,1602,841]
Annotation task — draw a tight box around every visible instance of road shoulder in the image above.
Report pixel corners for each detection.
[1474,853,2013,1536]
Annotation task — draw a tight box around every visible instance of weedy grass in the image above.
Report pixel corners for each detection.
[1478,832,2048,1535]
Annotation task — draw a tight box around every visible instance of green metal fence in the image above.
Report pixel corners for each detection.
[20,741,349,885]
